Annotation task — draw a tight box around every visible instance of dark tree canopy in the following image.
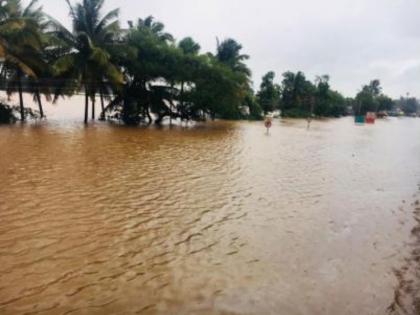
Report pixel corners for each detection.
[257,71,280,114]
[255,71,347,118]
[355,80,395,115]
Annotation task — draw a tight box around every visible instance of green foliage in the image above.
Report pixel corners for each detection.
[282,108,311,118]
[313,76,347,117]
[213,38,251,119]
[355,80,394,115]
[134,16,174,44]
[189,55,244,120]
[255,70,347,118]
[0,0,49,121]
[0,0,44,78]
[355,90,375,114]
[51,0,123,122]
[377,95,395,112]
[178,37,200,55]
[257,71,280,114]
[216,38,250,77]
[281,71,316,113]
[313,75,329,115]
[327,90,347,117]
[103,19,251,124]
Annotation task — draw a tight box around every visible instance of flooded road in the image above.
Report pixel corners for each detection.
[1,115,420,315]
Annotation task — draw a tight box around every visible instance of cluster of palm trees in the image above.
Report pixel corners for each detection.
[0,0,253,124]
[0,0,49,120]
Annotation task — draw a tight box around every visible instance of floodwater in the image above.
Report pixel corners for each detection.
[1,105,420,314]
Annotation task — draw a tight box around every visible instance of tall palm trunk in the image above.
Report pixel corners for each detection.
[84,86,89,124]
[99,90,105,120]
[169,82,174,126]
[146,107,152,125]
[169,103,173,126]
[35,89,44,118]
[180,80,185,109]
[100,92,105,111]
[17,70,24,122]
[91,94,95,120]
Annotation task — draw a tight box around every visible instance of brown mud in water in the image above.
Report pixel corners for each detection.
[388,185,420,315]
[1,113,420,315]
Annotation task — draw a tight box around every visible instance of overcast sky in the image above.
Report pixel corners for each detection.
[39,0,420,98]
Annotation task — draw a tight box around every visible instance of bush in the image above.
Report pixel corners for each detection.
[0,103,17,124]
[282,108,311,118]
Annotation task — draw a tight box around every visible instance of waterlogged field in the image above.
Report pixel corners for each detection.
[1,117,420,315]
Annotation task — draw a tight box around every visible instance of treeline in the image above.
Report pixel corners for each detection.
[0,0,417,125]
[255,71,348,118]
[255,72,419,118]
[395,97,419,115]
[0,0,253,124]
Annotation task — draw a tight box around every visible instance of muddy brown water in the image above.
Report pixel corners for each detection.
[1,105,420,314]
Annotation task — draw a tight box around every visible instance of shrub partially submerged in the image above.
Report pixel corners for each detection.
[0,102,41,124]
[0,103,17,124]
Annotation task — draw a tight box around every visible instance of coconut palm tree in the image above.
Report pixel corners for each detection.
[178,37,200,55]
[216,38,251,78]
[0,0,46,121]
[133,16,174,44]
[104,16,176,125]
[176,37,200,121]
[8,0,55,119]
[51,0,123,123]
[0,0,40,75]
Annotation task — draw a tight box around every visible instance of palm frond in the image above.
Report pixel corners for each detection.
[95,8,119,34]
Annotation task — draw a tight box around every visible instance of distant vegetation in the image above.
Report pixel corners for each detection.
[257,71,349,118]
[256,72,419,118]
[0,0,418,124]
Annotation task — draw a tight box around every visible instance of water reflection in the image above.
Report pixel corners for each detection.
[0,118,420,314]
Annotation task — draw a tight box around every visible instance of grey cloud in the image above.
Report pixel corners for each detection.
[40,0,420,98]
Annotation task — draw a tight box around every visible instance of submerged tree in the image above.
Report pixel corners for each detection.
[377,94,394,112]
[176,36,200,123]
[280,71,316,117]
[313,75,346,117]
[108,16,178,124]
[0,102,17,123]
[313,75,330,115]
[268,71,348,118]
[0,0,46,121]
[257,71,280,114]
[104,19,253,124]
[212,38,251,118]
[51,0,123,123]
[355,80,391,115]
